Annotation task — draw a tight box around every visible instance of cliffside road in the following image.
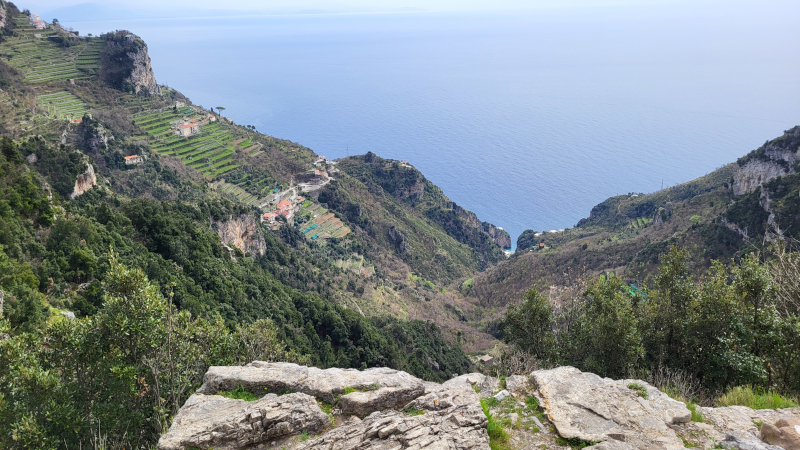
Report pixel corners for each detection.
[159,364,800,450]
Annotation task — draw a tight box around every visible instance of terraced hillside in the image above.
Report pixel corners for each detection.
[212,180,272,208]
[297,202,351,240]
[0,14,105,83]
[134,109,238,178]
[37,91,88,120]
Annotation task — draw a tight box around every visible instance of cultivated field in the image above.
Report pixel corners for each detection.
[134,110,239,178]
[37,91,88,120]
[0,15,106,83]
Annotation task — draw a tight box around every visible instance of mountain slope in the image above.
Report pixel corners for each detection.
[464,127,800,318]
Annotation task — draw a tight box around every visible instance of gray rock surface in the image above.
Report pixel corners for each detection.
[493,390,510,402]
[478,375,499,398]
[732,126,800,196]
[761,419,800,450]
[505,374,528,394]
[157,392,328,450]
[719,430,784,450]
[296,401,489,450]
[71,163,96,198]
[404,384,481,412]
[212,214,267,257]
[530,366,689,449]
[60,311,75,320]
[700,405,800,442]
[198,362,424,413]
[585,441,636,450]
[441,373,484,390]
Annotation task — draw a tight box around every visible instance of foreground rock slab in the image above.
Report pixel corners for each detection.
[199,362,424,415]
[699,405,800,443]
[297,397,488,449]
[531,366,690,450]
[157,392,328,450]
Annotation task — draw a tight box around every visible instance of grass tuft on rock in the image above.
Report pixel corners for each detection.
[480,398,511,450]
[627,382,649,400]
[716,386,798,410]
[219,385,259,401]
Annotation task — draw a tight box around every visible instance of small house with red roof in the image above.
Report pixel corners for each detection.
[176,119,200,137]
[124,155,145,165]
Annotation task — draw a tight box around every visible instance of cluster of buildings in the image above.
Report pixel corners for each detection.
[30,14,47,30]
[262,196,305,224]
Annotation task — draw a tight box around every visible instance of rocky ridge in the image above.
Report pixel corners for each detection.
[159,364,800,450]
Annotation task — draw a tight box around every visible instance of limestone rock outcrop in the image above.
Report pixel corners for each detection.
[482,222,512,249]
[158,392,328,450]
[213,214,267,257]
[732,126,800,196]
[760,416,800,450]
[387,223,407,253]
[297,403,488,450]
[162,363,800,450]
[100,31,161,96]
[165,362,488,450]
[699,405,800,442]
[198,362,425,413]
[531,366,690,449]
[79,114,113,152]
[70,163,96,198]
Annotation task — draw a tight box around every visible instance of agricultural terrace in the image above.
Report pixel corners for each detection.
[134,109,239,178]
[296,202,351,240]
[211,181,272,208]
[37,91,88,120]
[0,14,106,83]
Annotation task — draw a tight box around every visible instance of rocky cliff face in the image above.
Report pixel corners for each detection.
[212,214,267,257]
[70,163,96,198]
[100,31,161,96]
[124,43,161,96]
[79,114,112,152]
[732,126,800,196]
[387,223,407,253]
[159,363,800,450]
[481,222,511,249]
[0,1,8,31]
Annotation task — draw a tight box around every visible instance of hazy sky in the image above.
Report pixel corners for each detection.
[22,0,717,14]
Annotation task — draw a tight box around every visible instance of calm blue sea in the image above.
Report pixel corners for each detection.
[64,2,800,246]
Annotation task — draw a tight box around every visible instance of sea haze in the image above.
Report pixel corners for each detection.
[63,1,800,245]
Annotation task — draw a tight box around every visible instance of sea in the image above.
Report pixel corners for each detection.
[62,1,800,247]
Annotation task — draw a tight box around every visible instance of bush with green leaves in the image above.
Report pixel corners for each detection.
[0,256,304,449]
[500,245,800,398]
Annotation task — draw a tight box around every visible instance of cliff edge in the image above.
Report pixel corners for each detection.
[99,31,161,96]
